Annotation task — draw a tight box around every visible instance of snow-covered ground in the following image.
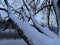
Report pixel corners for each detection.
[0,39,27,45]
[0,38,60,45]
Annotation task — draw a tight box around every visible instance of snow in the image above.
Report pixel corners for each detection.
[2,29,16,33]
[8,13,51,44]
[1,0,60,45]
[0,38,60,45]
[7,3,54,45]
[6,1,59,45]
[8,12,51,45]
[22,1,58,39]
[45,38,60,45]
[0,39,27,45]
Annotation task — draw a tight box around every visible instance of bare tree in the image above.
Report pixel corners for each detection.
[0,0,60,45]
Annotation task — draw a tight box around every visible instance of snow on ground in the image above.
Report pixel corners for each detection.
[44,38,60,45]
[0,39,27,45]
[0,38,60,45]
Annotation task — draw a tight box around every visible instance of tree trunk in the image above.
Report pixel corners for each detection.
[52,0,60,37]
[4,0,53,45]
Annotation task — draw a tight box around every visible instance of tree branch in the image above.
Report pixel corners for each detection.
[22,0,58,39]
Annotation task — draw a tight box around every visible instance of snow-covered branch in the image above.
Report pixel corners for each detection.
[0,0,60,45]
[22,0,58,39]
[4,0,53,45]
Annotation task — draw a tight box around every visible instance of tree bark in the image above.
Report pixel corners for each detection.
[52,0,60,37]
